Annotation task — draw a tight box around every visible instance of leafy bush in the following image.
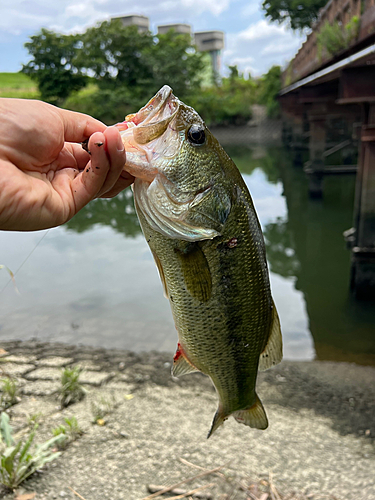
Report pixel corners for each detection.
[64,84,139,125]
[189,67,255,126]
[0,412,64,490]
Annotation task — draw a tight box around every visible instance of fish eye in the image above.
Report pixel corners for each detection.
[187,124,206,146]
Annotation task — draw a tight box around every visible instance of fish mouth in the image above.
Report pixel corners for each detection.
[116,86,180,182]
[117,85,176,129]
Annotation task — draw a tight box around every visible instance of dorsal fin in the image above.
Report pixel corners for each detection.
[258,300,283,371]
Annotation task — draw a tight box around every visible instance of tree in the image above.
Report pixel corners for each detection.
[75,20,154,93]
[261,0,328,31]
[22,29,87,103]
[65,21,206,122]
[257,65,282,118]
[76,21,204,101]
[143,30,205,99]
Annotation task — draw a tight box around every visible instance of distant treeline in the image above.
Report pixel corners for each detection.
[20,19,281,126]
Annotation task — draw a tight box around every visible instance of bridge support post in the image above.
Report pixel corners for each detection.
[350,103,375,299]
[290,117,305,166]
[305,113,326,198]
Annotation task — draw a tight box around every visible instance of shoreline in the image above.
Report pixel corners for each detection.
[0,340,374,500]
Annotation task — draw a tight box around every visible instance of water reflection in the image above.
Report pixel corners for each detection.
[272,152,375,365]
[65,190,141,237]
[0,145,374,364]
[263,218,300,279]
[230,146,375,366]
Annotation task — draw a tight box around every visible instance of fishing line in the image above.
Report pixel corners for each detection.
[0,229,50,295]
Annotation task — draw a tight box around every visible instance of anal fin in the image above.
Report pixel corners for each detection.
[233,394,268,430]
[259,299,283,371]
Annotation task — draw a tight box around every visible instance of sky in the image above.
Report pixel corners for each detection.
[0,0,305,77]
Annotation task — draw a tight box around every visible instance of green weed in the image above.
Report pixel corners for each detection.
[0,412,64,490]
[58,367,86,408]
[51,416,83,449]
[317,16,360,58]
[0,378,20,410]
[27,413,43,428]
[90,394,117,424]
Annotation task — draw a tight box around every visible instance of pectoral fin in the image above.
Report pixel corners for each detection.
[175,244,212,302]
[151,251,168,299]
[258,301,283,371]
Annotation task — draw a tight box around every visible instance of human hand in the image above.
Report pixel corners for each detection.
[0,98,133,231]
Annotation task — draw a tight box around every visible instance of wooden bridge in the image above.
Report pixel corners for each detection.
[279,0,375,300]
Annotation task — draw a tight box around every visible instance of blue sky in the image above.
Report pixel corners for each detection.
[0,0,305,77]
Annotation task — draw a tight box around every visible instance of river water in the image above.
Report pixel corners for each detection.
[1,146,374,365]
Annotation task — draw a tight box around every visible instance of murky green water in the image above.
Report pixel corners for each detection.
[1,146,374,364]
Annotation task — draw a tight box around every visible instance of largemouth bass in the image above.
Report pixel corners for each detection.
[117,86,282,437]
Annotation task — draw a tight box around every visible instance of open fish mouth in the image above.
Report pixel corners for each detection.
[116,86,180,182]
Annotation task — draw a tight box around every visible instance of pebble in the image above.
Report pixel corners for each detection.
[59,491,67,498]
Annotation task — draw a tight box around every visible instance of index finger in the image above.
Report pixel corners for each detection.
[57,107,106,144]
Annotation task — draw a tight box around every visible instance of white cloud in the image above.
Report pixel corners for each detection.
[223,19,303,76]
[65,3,90,17]
[0,0,231,36]
[238,19,288,42]
[261,39,301,56]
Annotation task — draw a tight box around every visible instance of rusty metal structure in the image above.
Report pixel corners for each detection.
[279,0,375,299]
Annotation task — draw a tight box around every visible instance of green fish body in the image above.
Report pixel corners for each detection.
[118,86,282,437]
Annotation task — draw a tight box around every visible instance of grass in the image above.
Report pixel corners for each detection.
[90,394,117,424]
[51,416,83,449]
[0,72,39,99]
[0,378,19,410]
[58,367,86,408]
[0,412,64,491]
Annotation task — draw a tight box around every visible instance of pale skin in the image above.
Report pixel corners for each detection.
[0,98,134,231]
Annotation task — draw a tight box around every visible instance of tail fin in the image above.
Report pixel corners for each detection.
[207,406,227,439]
[207,395,268,438]
[233,394,268,430]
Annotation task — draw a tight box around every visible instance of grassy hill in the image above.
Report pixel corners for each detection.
[0,72,39,98]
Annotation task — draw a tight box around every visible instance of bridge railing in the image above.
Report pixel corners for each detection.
[283,0,375,86]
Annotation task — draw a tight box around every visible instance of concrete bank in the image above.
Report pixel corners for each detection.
[0,340,374,500]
